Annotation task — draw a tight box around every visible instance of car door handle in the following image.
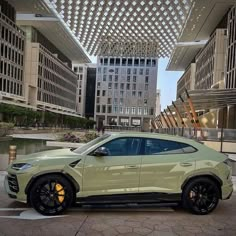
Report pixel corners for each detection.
[126,165,138,169]
[180,162,193,167]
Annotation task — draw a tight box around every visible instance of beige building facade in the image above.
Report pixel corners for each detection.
[0,5,26,106]
[176,63,196,98]
[95,56,157,130]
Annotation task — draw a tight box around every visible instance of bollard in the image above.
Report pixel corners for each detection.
[9,145,17,164]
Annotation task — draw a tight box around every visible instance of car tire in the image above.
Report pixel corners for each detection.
[182,177,220,215]
[29,174,74,215]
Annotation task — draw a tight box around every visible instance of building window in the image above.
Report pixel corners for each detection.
[96,97,100,103]
[74,67,78,73]
[127,68,131,74]
[113,106,118,113]
[132,107,136,114]
[127,83,130,90]
[108,83,112,89]
[97,82,101,88]
[103,75,106,81]
[120,106,123,114]
[102,90,106,96]
[109,75,112,81]
[144,108,148,115]
[115,68,119,74]
[79,67,83,73]
[150,108,154,115]
[114,98,118,104]
[120,98,123,105]
[122,58,127,66]
[108,98,112,104]
[120,91,124,97]
[140,69,143,75]
[132,91,136,96]
[133,76,136,82]
[133,68,137,75]
[146,69,149,75]
[98,67,101,73]
[145,84,148,90]
[114,83,118,89]
[144,99,147,105]
[115,58,120,66]
[115,75,118,81]
[120,83,124,89]
[132,84,136,90]
[102,105,106,113]
[107,106,112,113]
[138,107,142,115]
[96,105,100,113]
[145,76,149,83]
[103,67,107,73]
[138,91,142,97]
[97,90,100,96]
[128,58,133,66]
[125,107,129,114]
[127,76,130,82]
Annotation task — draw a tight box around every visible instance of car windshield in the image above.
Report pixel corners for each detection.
[73,134,111,154]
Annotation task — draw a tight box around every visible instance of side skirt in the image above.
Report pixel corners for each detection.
[76,192,181,205]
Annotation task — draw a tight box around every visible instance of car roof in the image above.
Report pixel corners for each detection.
[107,132,196,144]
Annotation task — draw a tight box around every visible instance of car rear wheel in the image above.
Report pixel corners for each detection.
[29,174,74,215]
[182,177,220,215]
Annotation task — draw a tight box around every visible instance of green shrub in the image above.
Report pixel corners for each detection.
[0,122,14,137]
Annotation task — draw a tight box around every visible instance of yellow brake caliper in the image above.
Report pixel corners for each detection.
[55,183,65,203]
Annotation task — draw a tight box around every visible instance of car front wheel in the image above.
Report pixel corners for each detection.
[29,174,74,215]
[182,177,220,215]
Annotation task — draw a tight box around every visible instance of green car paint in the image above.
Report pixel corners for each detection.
[4,132,233,213]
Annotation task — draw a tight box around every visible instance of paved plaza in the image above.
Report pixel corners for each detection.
[0,172,236,236]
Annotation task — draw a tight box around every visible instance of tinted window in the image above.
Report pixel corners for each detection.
[144,139,196,155]
[102,138,141,156]
[179,143,197,153]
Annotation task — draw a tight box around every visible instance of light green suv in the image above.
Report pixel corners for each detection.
[5,133,233,215]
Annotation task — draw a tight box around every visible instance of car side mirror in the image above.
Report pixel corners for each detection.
[94,147,109,157]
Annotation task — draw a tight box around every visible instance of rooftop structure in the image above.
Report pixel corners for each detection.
[9,0,194,58]
[167,0,236,71]
[7,0,90,63]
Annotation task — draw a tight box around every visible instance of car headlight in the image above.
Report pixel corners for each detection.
[11,163,32,171]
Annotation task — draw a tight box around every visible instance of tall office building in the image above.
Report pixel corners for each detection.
[155,89,161,117]
[72,63,96,118]
[22,26,77,114]
[195,29,227,90]
[0,0,25,104]
[95,55,157,130]
[85,65,96,119]
[226,5,236,89]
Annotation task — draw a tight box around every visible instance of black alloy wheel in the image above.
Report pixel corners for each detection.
[182,177,220,215]
[29,174,74,215]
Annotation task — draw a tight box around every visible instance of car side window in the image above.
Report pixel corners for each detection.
[102,137,142,156]
[144,139,188,155]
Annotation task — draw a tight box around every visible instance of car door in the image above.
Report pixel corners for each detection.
[139,138,196,194]
[81,137,142,197]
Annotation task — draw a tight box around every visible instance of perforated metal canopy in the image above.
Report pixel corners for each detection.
[47,0,193,57]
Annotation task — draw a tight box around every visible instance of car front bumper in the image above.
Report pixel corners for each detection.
[221,179,234,200]
[4,173,29,203]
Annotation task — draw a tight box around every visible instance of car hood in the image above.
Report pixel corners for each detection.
[13,148,80,164]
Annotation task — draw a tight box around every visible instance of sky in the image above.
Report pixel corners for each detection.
[90,56,184,111]
[157,58,184,110]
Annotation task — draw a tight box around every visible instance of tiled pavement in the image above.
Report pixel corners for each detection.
[0,171,236,236]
